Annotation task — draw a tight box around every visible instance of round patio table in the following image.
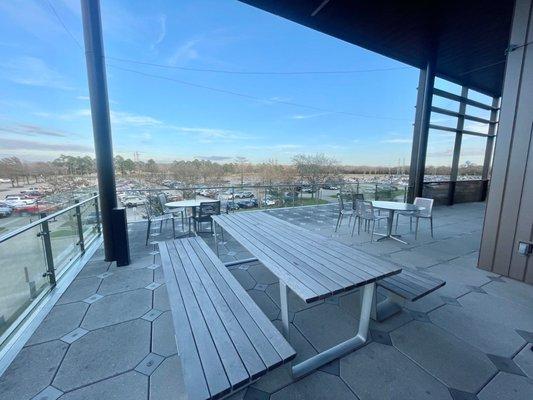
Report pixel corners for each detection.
[165,199,219,236]
[371,201,423,244]
[165,198,218,209]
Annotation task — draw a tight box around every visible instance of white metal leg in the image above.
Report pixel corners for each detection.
[291,282,375,379]
[279,281,290,339]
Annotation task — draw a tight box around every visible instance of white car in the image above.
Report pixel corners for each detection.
[4,195,35,207]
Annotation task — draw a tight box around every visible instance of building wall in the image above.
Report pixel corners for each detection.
[479,0,533,283]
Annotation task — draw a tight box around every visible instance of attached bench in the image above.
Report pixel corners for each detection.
[159,237,296,400]
[373,268,445,321]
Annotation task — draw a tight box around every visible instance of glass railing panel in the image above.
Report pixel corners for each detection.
[0,225,50,339]
[79,199,99,247]
[48,208,80,276]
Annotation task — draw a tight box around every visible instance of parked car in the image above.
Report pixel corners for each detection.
[234,191,254,199]
[221,201,239,213]
[236,198,258,209]
[121,196,147,207]
[0,202,13,218]
[322,183,339,190]
[4,195,36,207]
[262,195,277,206]
[301,186,316,193]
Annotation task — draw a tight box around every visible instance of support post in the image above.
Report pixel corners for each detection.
[81,0,118,262]
[74,199,85,253]
[408,61,435,201]
[38,213,56,287]
[481,97,500,200]
[448,87,469,205]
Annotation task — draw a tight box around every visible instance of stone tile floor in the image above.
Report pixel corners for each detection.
[1,202,533,400]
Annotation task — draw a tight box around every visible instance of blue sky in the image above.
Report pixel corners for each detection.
[0,0,488,166]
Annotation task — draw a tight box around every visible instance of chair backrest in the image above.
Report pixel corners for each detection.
[144,195,162,220]
[157,193,167,209]
[198,201,221,218]
[359,200,375,217]
[338,193,345,209]
[352,193,364,209]
[414,197,434,217]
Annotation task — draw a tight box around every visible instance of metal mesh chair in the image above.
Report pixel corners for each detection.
[191,201,221,233]
[352,200,388,241]
[395,197,434,239]
[335,191,355,232]
[144,195,176,245]
[158,192,186,229]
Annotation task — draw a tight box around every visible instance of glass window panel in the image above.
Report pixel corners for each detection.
[458,135,487,180]
[424,129,456,180]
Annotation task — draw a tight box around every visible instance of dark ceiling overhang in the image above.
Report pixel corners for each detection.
[238,0,515,97]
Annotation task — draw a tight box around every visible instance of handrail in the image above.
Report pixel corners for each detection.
[0,194,98,244]
[423,179,488,184]
[122,181,406,192]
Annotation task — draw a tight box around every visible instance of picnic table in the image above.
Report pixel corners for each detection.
[212,211,401,378]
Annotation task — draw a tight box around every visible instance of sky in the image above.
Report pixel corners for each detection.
[0,0,490,166]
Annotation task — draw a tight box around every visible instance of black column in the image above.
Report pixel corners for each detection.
[81,0,117,261]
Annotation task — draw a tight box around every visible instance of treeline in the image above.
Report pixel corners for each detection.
[0,153,483,188]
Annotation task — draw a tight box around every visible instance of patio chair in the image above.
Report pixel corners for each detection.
[144,195,176,245]
[335,191,354,231]
[395,197,434,239]
[191,201,221,233]
[352,200,388,241]
[157,192,186,229]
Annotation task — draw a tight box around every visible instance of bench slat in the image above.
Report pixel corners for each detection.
[173,240,250,391]
[194,238,297,362]
[160,237,296,400]
[184,239,274,379]
[166,241,232,398]
[159,242,211,400]
[379,269,445,301]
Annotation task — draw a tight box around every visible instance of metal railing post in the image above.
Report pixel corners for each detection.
[38,212,56,287]
[94,192,101,234]
[75,199,85,253]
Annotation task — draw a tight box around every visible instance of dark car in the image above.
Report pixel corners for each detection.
[0,202,12,218]
[222,201,239,213]
[236,199,258,209]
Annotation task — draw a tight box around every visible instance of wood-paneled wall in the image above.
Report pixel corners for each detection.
[478,0,533,284]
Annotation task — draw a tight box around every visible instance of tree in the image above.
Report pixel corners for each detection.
[0,157,25,187]
[235,156,249,186]
[114,155,126,175]
[123,159,135,175]
[145,159,159,177]
[292,153,339,194]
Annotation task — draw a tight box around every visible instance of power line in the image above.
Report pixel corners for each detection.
[106,63,411,121]
[45,0,83,50]
[105,56,409,75]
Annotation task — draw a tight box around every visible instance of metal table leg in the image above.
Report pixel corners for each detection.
[279,281,290,339]
[375,210,409,244]
[290,282,376,379]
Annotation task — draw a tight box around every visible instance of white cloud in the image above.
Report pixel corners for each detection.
[151,14,167,49]
[111,111,162,127]
[380,137,412,144]
[0,57,73,90]
[291,112,330,120]
[168,38,201,65]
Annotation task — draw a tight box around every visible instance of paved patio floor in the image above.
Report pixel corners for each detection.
[1,202,532,400]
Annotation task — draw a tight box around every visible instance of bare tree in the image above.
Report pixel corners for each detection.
[292,153,339,190]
